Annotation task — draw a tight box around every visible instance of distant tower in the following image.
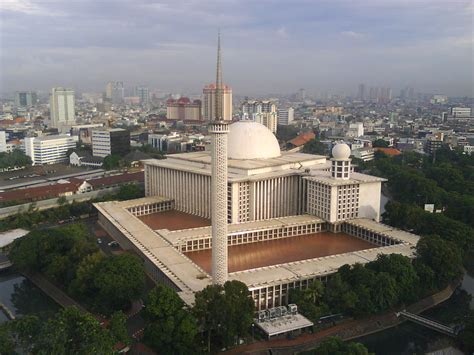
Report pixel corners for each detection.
[331,143,352,180]
[210,31,229,285]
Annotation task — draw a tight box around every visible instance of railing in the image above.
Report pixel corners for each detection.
[397,310,459,336]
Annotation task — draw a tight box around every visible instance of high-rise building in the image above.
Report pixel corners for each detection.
[166,97,202,120]
[92,128,130,158]
[50,87,75,132]
[24,135,78,165]
[135,86,150,105]
[15,91,37,107]
[298,88,306,101]
[242,100,278,133]
[357,84,366,100]
[203,84,232,121]
[105,82,124,104]
[277,107,294,126]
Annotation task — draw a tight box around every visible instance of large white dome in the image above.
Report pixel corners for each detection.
[227,121,281,160]
[332,143,351,160]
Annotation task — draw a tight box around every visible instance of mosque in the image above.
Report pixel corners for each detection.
[94,36,419,313]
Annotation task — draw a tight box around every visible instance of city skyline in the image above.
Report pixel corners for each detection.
[0,0,472,97]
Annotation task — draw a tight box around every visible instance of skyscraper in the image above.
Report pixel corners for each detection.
[50,87,75,132]
[209,32,229,285]
[203,84,232,121]
[105,81,124,104]
[135,86,150,105]
[15,91,37,107]
[357,84,366,100]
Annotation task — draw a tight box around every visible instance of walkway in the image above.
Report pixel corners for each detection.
[224,282,458,355]
[397,311,458,336]
[22,271,88,313]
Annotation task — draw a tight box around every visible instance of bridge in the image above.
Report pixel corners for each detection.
[396,310,460,336]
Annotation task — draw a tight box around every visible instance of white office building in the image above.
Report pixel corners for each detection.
[277,108,294,126]
[50,87,75,132]
[24,135,78,165]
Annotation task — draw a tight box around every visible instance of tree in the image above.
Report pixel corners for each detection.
[193,280,255,350]
[108,311,130,346]
[9,224,97,286]
[143,285,198,354]
[313,336,370,355]
[416,235,463,287]
[367,254,419,303]
[88,254,145,314]
[102,154,122,170]
[372,139,389,148]
[303,138,328,155]
[36,307,115,354]
[116,184,144,201]
[323,274,358,315]
[371,272,399,312]
[290,280,329,321]
[276,125,299,142]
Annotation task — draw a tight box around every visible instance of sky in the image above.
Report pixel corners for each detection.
[0,0,473,97]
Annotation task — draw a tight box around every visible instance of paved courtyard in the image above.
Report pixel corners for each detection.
[185,232,376,273]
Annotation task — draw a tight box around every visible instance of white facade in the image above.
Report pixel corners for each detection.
[24,135,78,165]
[277,108,294,126]
[348,122,364,137]
[92,130,113,157]
[50,87,75,132]
[0,131,6,153]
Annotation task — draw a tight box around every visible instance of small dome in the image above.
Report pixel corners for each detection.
[228,121,280,160]
[332,143,351,160]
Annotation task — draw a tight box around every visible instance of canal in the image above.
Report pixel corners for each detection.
[356,272,474,354]
[0,270,59,324]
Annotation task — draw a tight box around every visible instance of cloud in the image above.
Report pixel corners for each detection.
[0,0,63,16]
[276,27,289,39]
[340,31,366,39]
[0,0,472,96]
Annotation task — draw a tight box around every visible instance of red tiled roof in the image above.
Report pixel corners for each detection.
[86,171,144,188]
[374,147,402,156]
[0,181,82,203]
[288,132,316,147]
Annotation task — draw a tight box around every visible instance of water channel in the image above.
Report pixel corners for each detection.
[356,272,474,354]
[0,270,59,324]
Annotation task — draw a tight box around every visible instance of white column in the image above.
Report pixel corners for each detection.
[210,122,229,285]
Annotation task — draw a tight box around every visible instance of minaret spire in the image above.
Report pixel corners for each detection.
[209,30,229,285]
[215,30,223,121]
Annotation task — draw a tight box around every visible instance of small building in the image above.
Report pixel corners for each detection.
[69,152,104,168]
[352,147,375,161]
[287,132,316,149]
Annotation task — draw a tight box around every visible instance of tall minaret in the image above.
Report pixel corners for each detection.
[209,31,229,285]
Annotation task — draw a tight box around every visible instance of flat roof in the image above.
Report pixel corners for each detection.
[0,228,29,248]
[305,171,387,186]
[95,198,419,299]
[256,314,314,337]
[344,218,420,245]
[143,151,327,178]
[161,215,324,245]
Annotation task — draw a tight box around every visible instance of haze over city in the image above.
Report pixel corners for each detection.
[1,0,473,96]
